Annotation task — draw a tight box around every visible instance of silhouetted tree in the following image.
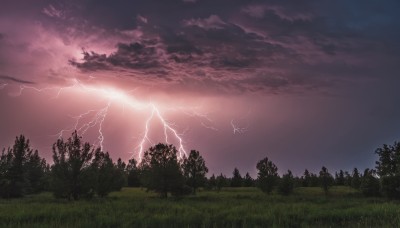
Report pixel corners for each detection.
[113,158,127,191]
[231,168,243,187]
[51,131,95,200]
[344,171,352,186]
[216,173,227,192]
[182,150,208,194]
[91,150,115,197]
[0,135,47,198]
[256,156,278,194]
[0,148,13,198]
[139,143,184,198]
[278,170,294,195]
[319,166,333,195]
[375,141,400,198]
[301,169,311,187]
[24,150,47,194]
[207,174,217,190]
[243,172,254,187]
[335,170,345,185]
[126,158,141,187]
[360,168,380,197]
[351,168,361,189]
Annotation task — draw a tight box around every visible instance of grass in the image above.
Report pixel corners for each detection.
[0,186,399,227]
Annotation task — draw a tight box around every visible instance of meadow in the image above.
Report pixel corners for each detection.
[0,187,400,227]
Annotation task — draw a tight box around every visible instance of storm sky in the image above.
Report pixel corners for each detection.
[1,0,400,176]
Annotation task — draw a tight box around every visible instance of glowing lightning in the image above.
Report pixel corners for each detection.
[231,119,248,134]
[12,79,193,161]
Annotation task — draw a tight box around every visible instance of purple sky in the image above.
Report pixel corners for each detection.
[1,0,400,176]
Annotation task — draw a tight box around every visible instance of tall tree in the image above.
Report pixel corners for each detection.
[207,174,216,190]
[256,156,278,194]
[360,168,380,197]
[319,166,333,195]
[126,158,141,187]
[375,141,400,198]
[335,170,345,185]
[302,169,311,187]
[139,143,184,198]
[278,170,295,195]
[216,173,227,192]
[24,150,47,194]
[243,172,254,187]
[91,150,115,197]
[231,168,243,187]
[0,135,46,198]
[51,131,95,200]
[113,158,127,191]
[182,150,208,194]
[351,168,361,189]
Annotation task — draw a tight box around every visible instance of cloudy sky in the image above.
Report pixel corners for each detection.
[1,0,399,176]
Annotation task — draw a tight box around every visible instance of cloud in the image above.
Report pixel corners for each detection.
[0,74,34,84]
[183,15,226,30]
[42,4,64,19]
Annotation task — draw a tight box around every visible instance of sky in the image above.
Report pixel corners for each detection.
[1,0,400,177]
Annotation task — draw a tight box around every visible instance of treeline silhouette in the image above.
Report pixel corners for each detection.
[1,131,399,199]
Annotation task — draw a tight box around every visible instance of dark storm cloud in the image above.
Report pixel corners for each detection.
[57,0,400,94]
[0,75,34,84]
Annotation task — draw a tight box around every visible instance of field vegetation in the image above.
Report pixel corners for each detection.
[1,187,400,227]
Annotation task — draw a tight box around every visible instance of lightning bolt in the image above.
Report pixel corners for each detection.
[8,79,219,161]
[230,119,248,134]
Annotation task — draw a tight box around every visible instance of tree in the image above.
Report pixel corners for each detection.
[301,169,311,187]
[351,168,361,189]
[51,131,95,200]
[139,143,184,198]
[256,156,278,194]
[319,166,333,195]
[243,172,254,187]
[0,148,13,198]
[207,174,217,190]
[24,150,47,194]
[278,170,294,195]
[375,141,400,198]
[335,170,345,185]
[113,158,127,191]
[360,169,380,197]
[126,158,141,187]
[0,135,47,198]
[91,150,115,197]
[231,168,243,187]
[182,150,208,194]
[216,173,227,192]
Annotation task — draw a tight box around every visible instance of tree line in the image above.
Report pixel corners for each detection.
[1,131,400,199]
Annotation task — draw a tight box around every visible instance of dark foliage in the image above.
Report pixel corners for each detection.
[278,170,294,195]
[319,166,333,195]
[351,168,361,189]
[243,172,254,187]
[127,158,141,187]
[231,168,243,187]
[0,135,47,198]
[139,143,184,198]
[182,150,208,194]
[360,169,380,197]
[375,141,400,198]
[256,156,278,194]
[51,131,96,200]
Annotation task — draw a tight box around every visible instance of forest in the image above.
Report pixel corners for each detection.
[1,131,400,227]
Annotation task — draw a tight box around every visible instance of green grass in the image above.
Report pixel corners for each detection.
[0,187,399,227]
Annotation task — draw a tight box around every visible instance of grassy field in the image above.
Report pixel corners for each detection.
[0,187,400,227]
